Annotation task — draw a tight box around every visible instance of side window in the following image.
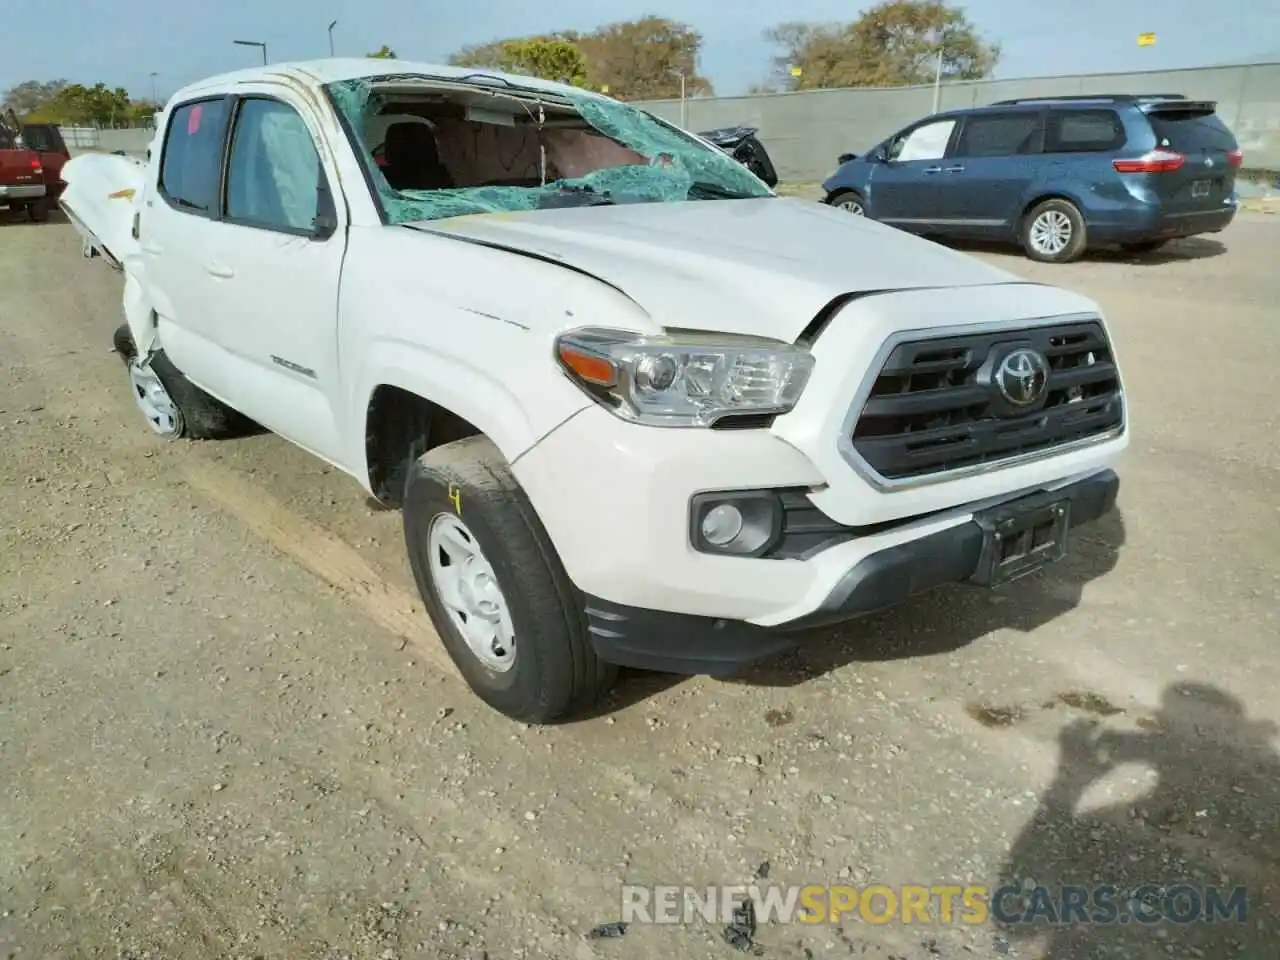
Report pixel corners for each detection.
[1045,109,1125,154]
[887,119,957,163]
[160,98,230,213]
[954,112,1043,158]
[23,126,53,151]
[225,98,323,233]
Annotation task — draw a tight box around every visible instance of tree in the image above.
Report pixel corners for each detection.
[47,83,134,126]
[573,17,712,99]
[765,0,999,90]
[367,45,397,59]
[473,38,588,86]
[2,79,69,118]
[449,17,712,99]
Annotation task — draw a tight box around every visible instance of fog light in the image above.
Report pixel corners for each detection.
[690,491,785,557]
[701,503,744,546]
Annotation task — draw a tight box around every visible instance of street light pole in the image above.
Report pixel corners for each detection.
[234,39,268,65]
[932,46,944,114]
[328,20,338,56]
[669,69,687,128]
[149,71,158,105]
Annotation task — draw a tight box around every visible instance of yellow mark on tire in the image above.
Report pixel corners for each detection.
[182,461,458,680]
[448,484,462,515]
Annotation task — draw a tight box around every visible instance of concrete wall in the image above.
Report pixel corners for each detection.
[637,62,1280,180]
[59,61,1280,175]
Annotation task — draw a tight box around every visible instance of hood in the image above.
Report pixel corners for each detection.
[406,198,1023,342]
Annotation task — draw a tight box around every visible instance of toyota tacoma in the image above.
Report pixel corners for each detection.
[60,60,1127,722]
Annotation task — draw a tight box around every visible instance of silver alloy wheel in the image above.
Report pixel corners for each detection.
[427,513,516,672]
[836,196,865,215]
[1030,210,1072,256]
[127,358,182,438]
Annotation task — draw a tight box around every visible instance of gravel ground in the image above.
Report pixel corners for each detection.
[0,209,1277,960]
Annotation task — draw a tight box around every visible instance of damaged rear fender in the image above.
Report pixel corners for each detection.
[123,271,160,358]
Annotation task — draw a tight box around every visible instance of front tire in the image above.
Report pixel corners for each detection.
[827,189,866,216]
[403,435,618,723]
[112,324,253,440]
[1020,198,1087,263]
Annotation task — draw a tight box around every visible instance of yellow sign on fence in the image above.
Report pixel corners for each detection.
[1138,32,1157,46]
[789,66,803,77]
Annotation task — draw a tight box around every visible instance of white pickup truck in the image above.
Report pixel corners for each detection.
[61,59,1127,722]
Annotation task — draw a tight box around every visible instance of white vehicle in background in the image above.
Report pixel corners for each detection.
[60,59,1128,723]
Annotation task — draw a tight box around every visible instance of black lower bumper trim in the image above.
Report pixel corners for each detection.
[582,469,1119,675]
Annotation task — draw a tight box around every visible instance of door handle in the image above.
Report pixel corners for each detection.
[204,262,235,279]
[923,166,942,174]
[944,165,966,173]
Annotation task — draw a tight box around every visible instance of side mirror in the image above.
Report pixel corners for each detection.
[837,152,856,165]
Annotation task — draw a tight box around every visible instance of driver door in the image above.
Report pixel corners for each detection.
[867,118,958,231]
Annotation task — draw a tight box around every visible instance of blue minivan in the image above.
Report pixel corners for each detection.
[822,94,1242,262]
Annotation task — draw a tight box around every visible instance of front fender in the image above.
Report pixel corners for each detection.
[349,339,592,486]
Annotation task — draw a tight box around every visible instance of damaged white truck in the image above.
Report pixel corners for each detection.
[61,60,1127,722]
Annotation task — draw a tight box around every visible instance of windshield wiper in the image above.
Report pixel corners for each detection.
[686,181,762,201]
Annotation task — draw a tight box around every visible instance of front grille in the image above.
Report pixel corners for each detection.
[850,320,1123,481]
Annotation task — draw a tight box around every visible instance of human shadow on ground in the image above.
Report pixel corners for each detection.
[994,681,1280,958]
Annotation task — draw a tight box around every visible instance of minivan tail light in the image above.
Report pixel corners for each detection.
[1112,149,1184,173]
[1227,148,1243,168]
[30,157,42,173]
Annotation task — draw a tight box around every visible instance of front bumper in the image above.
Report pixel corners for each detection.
[581,469,1119,675]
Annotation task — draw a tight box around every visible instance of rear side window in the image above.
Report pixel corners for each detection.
[160,98,230,214]
[954,112,1043,158]
[1147,110,1236,152]
[0,126,14,149]
[1045,109,1125,153]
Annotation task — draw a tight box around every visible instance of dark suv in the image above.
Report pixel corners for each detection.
[822,94,1242,262]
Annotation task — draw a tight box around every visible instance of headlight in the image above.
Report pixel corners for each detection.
[555,327,815,427]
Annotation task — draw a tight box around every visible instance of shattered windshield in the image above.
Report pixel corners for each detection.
[325,76,773,224]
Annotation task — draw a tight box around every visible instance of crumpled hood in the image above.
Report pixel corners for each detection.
[406,197,1024,341]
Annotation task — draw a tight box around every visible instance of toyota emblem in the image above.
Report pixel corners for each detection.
[996,348,1050,406]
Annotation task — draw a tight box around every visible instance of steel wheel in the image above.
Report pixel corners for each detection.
[427,513,516,673]
[127,358,183,438]
[1029,210,1073,257]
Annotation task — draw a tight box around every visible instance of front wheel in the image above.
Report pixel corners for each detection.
[403,435,618,723]
[827,190,866,216]
[1020,199,1087,263]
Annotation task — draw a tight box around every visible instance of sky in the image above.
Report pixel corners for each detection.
[2,0,1277,102]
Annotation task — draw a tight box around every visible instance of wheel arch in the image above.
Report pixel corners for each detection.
[356,341,590,507]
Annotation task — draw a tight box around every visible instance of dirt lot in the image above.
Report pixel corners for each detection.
[1,211,1277,960]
